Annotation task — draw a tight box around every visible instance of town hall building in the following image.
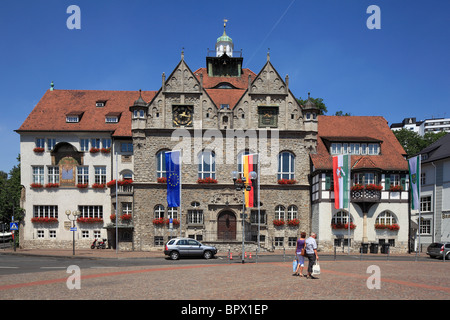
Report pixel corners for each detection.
[16,23,410,253]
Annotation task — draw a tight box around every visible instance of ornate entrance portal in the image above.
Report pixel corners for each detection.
[217,211,236,240]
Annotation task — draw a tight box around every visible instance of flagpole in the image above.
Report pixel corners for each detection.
[257,153,260,263]
[347,155,351,255]
[418,155,421,257]
[179,149,182,238]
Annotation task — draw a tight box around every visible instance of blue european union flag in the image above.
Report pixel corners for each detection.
[165,150,181,207]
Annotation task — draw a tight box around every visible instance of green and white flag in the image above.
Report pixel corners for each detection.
[408,156,420,210]
[333,154,351,209]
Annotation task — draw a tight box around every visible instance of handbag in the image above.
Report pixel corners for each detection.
[292,259,298,272]
[301,247,306,256]
[312,261,320,275]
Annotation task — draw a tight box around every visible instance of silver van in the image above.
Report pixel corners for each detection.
[164,238,217,260]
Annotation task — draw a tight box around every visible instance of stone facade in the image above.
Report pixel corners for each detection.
[131,42,318,251]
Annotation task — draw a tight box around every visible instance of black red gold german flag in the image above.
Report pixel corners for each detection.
[243,154,258,208]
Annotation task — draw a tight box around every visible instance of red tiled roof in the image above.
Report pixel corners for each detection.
[17,89,157,137]
[193,67,257,90]
[311,115,408,171]
[205,88,246,109]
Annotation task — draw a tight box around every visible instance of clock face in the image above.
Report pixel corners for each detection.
[172,105,193,127]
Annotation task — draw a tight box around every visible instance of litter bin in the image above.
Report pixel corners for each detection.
[360,243,369,254]
[370,243,378,254]
[381,243,390,254]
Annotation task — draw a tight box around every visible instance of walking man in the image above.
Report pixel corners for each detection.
[305,232,319,279]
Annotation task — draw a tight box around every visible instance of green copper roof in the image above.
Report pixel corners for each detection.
[217,30,232,43]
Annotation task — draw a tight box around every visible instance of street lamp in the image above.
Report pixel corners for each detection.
[65,210,80,255]
[231,170,257,263]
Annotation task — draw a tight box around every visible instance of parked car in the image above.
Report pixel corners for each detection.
[164,238,217,260]
[426,242,450,259]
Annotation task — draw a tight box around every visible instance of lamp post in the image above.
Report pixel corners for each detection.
[65,210,80,255]
[232,170,257,264]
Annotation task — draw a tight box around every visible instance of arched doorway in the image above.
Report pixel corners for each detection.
[217,210,236,240]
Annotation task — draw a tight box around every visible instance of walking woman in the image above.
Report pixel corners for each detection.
[293,232,307,277]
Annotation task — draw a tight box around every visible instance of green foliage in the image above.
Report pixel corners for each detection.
[297,97,327,115]
[393,129,447,157]
[0,155,24,224]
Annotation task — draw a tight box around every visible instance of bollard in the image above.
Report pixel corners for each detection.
[283,247,286,262]
[334,246,336,261]
[249,252,252,259]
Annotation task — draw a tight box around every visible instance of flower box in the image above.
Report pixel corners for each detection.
[106,179,134,188]
[110,214,116,221]
[165,218,180,225]
[277,179,297,185]
[273,219,285,226]
[100,148,111,154]
[77,183,88,189]
[351,184,364,191]
[157,177,167,183]
[30,183,43,188]
[153,217,165,225]
[44,183,60,188]
[375,223,399,231]
[31,217,58,223]
[77,217,103,223]
[121,214,132,221]
[332,222,356,230]
[365,184,383,191]
[287,219,300,226]
[89,147,100,153]
[33,147,45,153]
[197,177,218,184]
[92,183,106,189]
[389,185,403,192]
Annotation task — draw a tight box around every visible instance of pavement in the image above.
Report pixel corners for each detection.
[1,247,449,303]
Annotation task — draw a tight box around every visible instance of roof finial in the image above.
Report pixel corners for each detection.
[181,47,184,60]
[50,81,54,91]
[223,18,228,31]
[267,48,270,62]
[308,92,311,99]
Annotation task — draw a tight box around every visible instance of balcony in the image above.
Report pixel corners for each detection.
[351,189,381,203]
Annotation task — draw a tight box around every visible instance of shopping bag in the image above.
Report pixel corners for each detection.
[292,259,298,272]
[312,262,320,275]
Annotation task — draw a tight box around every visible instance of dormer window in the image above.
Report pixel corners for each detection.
[96,100,107,107]
[66,115,79,123]
[105,116,118,123]
[66,111,84,123]
[105,112,121,123]
[330,142,380,155]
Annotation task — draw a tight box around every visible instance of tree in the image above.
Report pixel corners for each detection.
[393,129,448,157]
[334,110,352,116]
[0,155,24,224]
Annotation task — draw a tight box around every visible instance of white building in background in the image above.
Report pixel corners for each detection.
[412,133,450,249]
[390,117,450,136]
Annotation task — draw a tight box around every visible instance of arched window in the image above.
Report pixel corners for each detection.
[275,205,285,220]
[154,205,165,219]
[331,210,353,225]
[121,170,133,181]
[277,151,295,180]
[198,151,215,179]
[287,205,298,220]
[156,150,167,178]
[375,211,397,225]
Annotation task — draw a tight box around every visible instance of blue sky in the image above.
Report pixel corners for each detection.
[0,0,449,173]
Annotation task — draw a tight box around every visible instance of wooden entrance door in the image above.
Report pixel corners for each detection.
[217,211,236,240]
